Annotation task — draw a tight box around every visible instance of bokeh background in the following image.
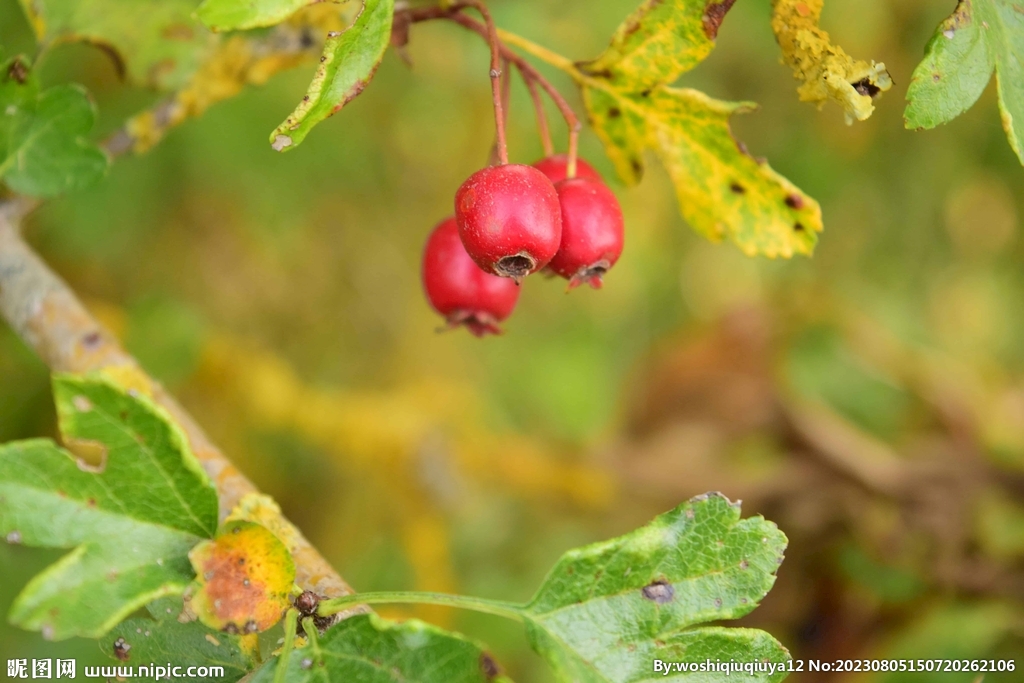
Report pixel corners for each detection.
[2,0,1024,680]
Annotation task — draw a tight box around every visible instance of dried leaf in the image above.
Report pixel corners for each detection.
[770,0,892,123]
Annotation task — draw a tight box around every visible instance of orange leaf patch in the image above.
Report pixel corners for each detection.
[188,520,295,634]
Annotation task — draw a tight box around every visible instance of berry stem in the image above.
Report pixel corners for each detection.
[446,13,582,175]
[521,67,554,156]
[401,4,581,172]
[317,591,526,622]
[489,56,512,165]
[459,0,508,165]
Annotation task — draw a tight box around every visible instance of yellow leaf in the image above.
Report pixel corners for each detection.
[771,0,892,123]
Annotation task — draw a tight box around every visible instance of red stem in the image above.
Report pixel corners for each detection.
[521,68,553,157]
[458,0,508,165]
[403,4,581,172]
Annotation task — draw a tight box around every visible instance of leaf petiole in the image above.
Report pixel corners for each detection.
[272,609,298,683]
[317,591,526,622]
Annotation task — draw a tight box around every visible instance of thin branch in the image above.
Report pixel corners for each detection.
[522,67,554,157]
[456,0,508,165]
[0,202,359,610]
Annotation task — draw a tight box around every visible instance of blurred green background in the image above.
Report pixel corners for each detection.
[2,0,1024,680]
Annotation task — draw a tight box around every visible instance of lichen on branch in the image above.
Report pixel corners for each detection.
[771,0,892,123]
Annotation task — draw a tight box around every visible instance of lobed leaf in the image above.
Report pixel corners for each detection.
[905,0,1023,165]
[250,613,513,683]
[103,597,255,682]
[15,0,217,91]
[188,520,296,634]
[579,0,733,91]
[0,375,219,640]
[582,0,821,257]
[0,58,108,197]
[522,492,790,683]
[583,84,820,258]
[270,0,394,151]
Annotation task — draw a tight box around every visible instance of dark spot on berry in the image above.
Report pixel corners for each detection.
[642,579,675,604]
[852,78,881,97]
[113,637,131,661]
[784,194,804,209]
[479,652,501,680]
[730,182,745,194]
[702,0,738,39]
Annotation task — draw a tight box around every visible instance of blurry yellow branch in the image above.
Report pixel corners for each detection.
[770,0,892,123]
[0,199,357,608]
[105,6,344,157]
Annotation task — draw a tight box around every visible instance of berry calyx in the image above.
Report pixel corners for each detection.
[422,217,521,336]
[548,178,625,289]
[532,154,602,184]
[455,164,562,282]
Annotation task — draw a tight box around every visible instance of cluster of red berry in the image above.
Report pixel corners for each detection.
[422,154,624,336]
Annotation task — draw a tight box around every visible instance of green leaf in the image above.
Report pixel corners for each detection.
[16,0,217,91]
[905,0,1024,165]
[250,613,513,683]
[0,374,219,640]
[579,0,725,91]
[269,0,394,151]
[198,0,341,32]
[103,597,255,683]
[0,59,108,197]
[521,492,790,683]
[582,1,821,257]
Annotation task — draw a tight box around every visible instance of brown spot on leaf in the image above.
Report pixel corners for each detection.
[784,194,804,209]
[730,182,745,194]
[608,107,621,118]
[794,222,805,232]
[113,637,131,661]
[479,652,501,680]
[642,579,675,604]
[7,57,29,84]
[702,0,738,39]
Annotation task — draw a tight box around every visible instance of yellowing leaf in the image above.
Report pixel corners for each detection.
[770,0,892,123]
[586,85,820,257]
[579,0,735,90]
[188,520,295,634]
[574,0,822,258]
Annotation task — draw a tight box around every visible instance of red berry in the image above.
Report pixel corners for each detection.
[532,154,602,184]
[422,217,520,336]
[548,178,625,289]
[454,164,562,282]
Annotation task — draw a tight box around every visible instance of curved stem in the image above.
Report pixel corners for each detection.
[460,0,508,165]
[318,591,526,622]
